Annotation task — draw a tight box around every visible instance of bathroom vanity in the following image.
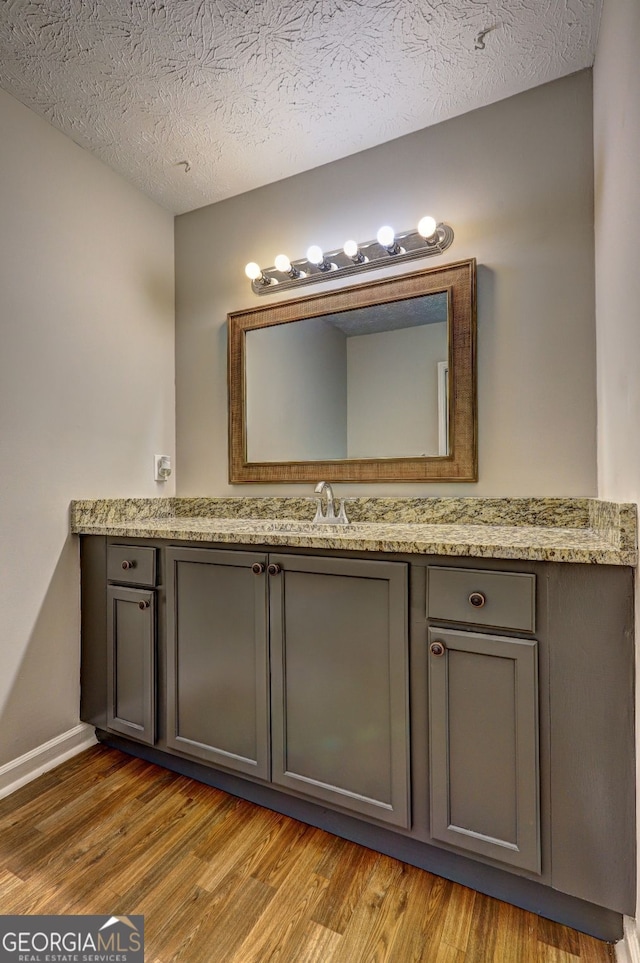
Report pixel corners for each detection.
[74,496,636,941]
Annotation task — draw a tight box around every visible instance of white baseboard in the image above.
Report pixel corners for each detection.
[0,723,97,800]
[616,917,640,963]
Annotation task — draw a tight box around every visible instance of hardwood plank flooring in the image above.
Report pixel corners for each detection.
[0,746,615,963]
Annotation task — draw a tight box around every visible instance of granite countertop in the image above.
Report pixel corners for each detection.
[70,496,637,566]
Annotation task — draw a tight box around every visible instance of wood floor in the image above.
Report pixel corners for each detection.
[0,745,614,963]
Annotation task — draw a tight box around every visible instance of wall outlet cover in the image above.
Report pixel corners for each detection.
[154,454,172,482]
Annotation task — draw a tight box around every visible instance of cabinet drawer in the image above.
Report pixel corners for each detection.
[107,544,156,587]
[428,566,535,632]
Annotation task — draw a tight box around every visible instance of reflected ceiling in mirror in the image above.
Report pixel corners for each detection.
[228,259,476,483]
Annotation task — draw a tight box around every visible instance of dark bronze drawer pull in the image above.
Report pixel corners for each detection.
[138,599,150,611]
[251,562,266,575]
[267,563,282,576]
[469,591,486,608]
[430,641,446,657]
[121,560,137,571]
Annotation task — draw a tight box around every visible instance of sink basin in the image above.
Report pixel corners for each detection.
[167,517,364,535]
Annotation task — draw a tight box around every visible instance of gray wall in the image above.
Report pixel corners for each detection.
[346,324,446,458]
[246,318,347,461]
[175,70,597,496]
[0,88,175,769]
[593,0,640,930]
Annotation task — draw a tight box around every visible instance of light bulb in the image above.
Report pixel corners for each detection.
[343,239,367,264]
[274,254,292,273]
[417,216,437,239]
[376,225,395,248]
[245,262,262,281]
[377,225,403,255]
[306,245,324,266]
[274,253,305,279]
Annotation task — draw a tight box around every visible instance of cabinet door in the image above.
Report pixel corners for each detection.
[166,548,269,779]
[270,554,410,828]
[106,586,155,745]
[428,628,540,872]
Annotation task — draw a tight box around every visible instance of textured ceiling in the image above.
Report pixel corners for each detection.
[0,0,602,215]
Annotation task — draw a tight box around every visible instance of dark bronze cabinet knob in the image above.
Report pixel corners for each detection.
[430,641,446,657]
[251,562,266,575]
[121,560,136,571]
[267,563,282,576]
[138,599,150,610]
[469,591,486,608]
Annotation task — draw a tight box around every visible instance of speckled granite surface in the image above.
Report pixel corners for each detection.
[70,497,637,565]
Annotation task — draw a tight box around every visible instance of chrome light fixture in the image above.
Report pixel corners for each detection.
[245,215,454,295]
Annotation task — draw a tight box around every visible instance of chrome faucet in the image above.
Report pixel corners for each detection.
[313,481,349,525]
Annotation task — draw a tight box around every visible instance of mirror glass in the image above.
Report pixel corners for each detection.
[228,259,476,483]
[245,292,449,462]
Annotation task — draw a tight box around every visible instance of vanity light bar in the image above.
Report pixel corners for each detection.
[245,219,454,295]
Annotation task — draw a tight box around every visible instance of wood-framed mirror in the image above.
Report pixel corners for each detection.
[228,258,476,483]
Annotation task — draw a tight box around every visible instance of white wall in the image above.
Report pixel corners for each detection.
[0,89,175,767]
[175,70,597,497]
[593,0,640,939]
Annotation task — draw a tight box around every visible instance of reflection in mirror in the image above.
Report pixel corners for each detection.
[245,293,449,462]
[228,258,476,483]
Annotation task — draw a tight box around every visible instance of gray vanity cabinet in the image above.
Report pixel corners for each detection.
[269,554,410,828]
[165,548,270,780]
[426,565,541,873]
[165,549,410,825]
[79,535,635,939]
[428,627,540,873]
[104,543,157,747]
[106,585,156,746]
